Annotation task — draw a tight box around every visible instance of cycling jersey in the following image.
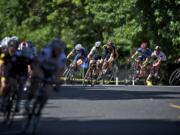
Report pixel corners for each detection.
[90,46,104,60]
[71,47,87,63]
[40,47,66,68]
[39,47,66,81]
[3,50,32,78]
[103,45,118,59]
[136,47,152,61]
[151,51,166,62]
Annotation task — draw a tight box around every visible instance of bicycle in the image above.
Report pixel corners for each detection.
[169,68,180,85]
[98,62,118,84]
[126,59,141,84]
[127,57,153,85]
[1,75,28,126]
[23,79,53,134]
[84,60,97,86]
[63,59,88,84]
[2,78,18,126]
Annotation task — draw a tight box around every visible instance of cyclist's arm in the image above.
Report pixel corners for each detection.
[153,59,161,67]
[142,57,150,66]
[131,51,138,59]
[67,50,74,59]
[87,48,94,60]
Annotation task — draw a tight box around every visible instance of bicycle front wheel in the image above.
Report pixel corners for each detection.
[169,68,180,85]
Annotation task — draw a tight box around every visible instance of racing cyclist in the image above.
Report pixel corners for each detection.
[85,41,104,79]
[146,45,166,86]
[130,42,152,79]
[66,43,87,69]
[101,41,118,75]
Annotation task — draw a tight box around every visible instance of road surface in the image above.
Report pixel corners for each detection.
[0,85,180,135]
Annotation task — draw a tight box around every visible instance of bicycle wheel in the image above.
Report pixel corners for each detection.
[3,89,18,126]
[23,94,41,134]
[101,69,113,84]
[169,68,180,85]
[64,67,75,84]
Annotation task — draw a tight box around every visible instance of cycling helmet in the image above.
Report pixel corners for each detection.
[107,40,113,46]
[10,36,18,41]
[0,37,10,48]
[75,44,82,50]
[95,41,101,47]
[155,45,160,50]
[140,42,147,49]
[50,38,65,50]
[8,39,19,48]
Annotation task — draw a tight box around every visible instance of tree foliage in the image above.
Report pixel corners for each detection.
[0,0,179,60]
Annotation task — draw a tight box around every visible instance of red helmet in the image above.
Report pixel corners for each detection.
[140,42,147,49]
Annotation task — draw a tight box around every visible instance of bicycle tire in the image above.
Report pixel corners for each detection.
[169,68,180,85]
[64,67,75,84]
[3,90,17,126]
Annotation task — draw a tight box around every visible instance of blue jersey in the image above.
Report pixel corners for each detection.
[72,47,87,58]
[136,48,152,61]
[38,47,66,81]
[40,47,66,69]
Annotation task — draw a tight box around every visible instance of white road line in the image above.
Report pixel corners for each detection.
[169,103,180,110]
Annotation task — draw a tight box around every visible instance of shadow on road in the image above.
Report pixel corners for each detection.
[0,117,179,135]
[49,86,180,100]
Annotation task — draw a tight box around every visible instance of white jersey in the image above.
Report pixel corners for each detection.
[151,51,166,61]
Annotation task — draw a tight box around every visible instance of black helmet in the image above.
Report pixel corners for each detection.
[8,39,19,48]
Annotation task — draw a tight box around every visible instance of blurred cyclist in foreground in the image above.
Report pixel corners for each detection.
[24,38,66,116]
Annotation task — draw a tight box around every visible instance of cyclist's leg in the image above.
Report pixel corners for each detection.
[11,77,21,112]
[36,84,52,117]
[85,60,93,79]
[107,56,115,70]
[96,59,102,74]
[146,65,155,85]
[102,59,108,73]
[72,54,80,69]
[0,80,9,112]
[25,63,44,109]
[24,78,41,112]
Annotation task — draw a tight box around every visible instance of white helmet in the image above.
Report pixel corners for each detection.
[95,41,101,47]
[10,36,18,41]
[75,44,82,50]
[0,37,11,47]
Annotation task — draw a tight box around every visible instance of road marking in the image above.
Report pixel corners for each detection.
[169,103,180,110]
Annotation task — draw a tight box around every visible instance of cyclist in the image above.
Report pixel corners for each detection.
[0,47,5,95]
[0,36,19,95]
[85,41,104,78]
[0,39,20,112]
[130,42,152,79]
[1,39,35,112]
[146,45,166,86]
[101,41,118,75]
[66,43,87,69]
[24,38,66,116]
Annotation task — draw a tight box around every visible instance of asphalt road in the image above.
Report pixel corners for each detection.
[0,85,180,135]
